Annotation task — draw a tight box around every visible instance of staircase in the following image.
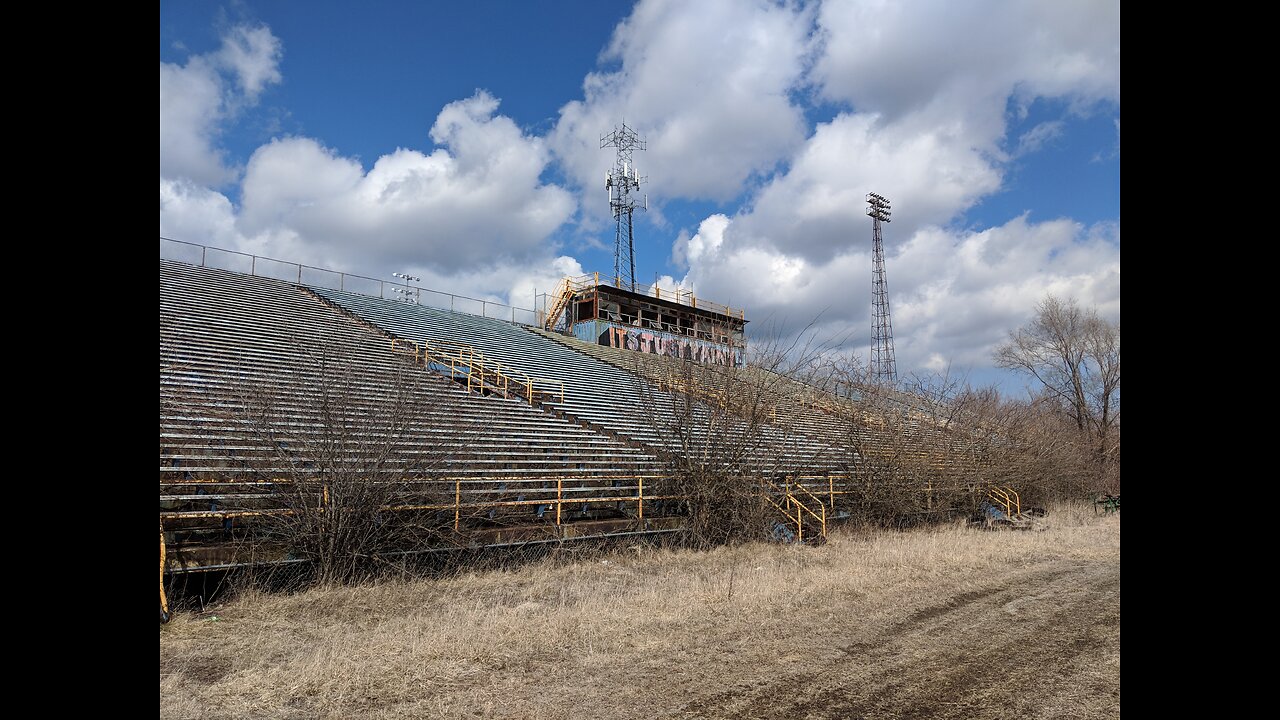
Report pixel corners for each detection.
[390,337,565,407]
[765,479,828,544]
[981,485,1044,530]
[542,278,574,331]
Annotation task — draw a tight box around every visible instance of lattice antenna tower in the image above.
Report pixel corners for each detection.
[867,192,897,384]
[602,123,647,291]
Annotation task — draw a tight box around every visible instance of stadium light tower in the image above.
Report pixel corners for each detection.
[867,193,897,384]
[602,123,647,292]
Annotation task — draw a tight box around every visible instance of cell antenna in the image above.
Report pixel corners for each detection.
[602,123,647,291]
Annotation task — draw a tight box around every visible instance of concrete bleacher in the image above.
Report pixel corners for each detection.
[310,286,847,475]
[160,252,994,575]
[161,260,667,566]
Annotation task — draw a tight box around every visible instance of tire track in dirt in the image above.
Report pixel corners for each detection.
[679,563,1118,720]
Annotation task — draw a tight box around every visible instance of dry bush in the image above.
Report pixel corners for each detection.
[631,332,828,547]
[231,342,457,585]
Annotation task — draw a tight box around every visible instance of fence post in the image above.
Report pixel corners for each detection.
[638,477,644,521]
[454,480,461,532]
[556,479,563,525]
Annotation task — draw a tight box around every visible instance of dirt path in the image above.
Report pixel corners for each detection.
[680,561,1120,720]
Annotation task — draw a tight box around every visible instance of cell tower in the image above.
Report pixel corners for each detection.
[602,123,647,291]
[867,192,897,384]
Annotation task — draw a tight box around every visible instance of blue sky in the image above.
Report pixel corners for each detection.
[160,0,1119,391]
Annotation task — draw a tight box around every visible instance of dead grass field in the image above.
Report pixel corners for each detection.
[160,504,1120,719]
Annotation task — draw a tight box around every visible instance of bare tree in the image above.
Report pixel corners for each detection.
[229,340,456,584]
[625,330,831,547]
[996,295,1120,490]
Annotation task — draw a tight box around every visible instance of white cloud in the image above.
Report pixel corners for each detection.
[234,92,574,273]
[1016,120,1065,157]
[664,0,1121,375]
[216,25,283,99]
[161,91,579,310]
[814,0,1120,145]
[678,213,1119,372]
[550,0,813,210]
[159,23,283,185]
[720,112,1003,265]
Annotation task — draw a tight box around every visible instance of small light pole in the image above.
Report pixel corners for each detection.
[392,272,421,304]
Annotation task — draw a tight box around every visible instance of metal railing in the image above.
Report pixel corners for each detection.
[558,271,745,321]
[160,237,540,326]
[987,486,1021,519]
[764,478,828,542]
[159,475,676,531]
[391,337,566,406]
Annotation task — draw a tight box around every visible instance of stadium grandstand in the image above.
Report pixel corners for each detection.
[161,238,1022,618]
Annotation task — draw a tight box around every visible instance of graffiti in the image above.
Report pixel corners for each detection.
[603,326,739,367]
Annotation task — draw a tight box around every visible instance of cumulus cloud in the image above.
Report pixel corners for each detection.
[813,0,1120,145]
[159,23,283,185]
[550,0,813,210]
[679,213,1119,371]
[663,0,1121,375]
[161,91,578,309]
[232,92,574,272]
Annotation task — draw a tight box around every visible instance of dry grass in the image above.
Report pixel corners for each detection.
[160,503,1120,719]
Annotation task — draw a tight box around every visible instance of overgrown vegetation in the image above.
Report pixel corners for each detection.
[233,342,457,584]
[160,503,1120,720]
[996,294,1121,494]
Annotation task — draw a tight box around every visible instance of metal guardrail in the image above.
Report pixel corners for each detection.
[560,271,745,321]
[160,237,540,326]
[159,475,676,528]
[391,337,566,405]
[764,478,828,542]
[987,486,1021,518]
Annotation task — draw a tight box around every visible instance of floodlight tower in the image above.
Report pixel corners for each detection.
[602,123,647,292]
[867,193,897,384]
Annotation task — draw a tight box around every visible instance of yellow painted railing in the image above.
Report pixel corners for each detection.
[159,475,673,530]
[391,337,565,406]
[557,272,746,321]
[764,478,828,542]
[656,371,779,421]
[160,520,170,622]
[987,486,1021,519]
[542,278,575,330]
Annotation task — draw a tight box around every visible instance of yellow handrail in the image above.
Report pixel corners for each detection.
[160,520,169,621]
[987,486,1021,518]
[542,278,574,330]
[764,479,827,541]
[396,337,563,406]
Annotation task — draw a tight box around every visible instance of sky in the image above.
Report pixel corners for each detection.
[160,0,1120,393]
